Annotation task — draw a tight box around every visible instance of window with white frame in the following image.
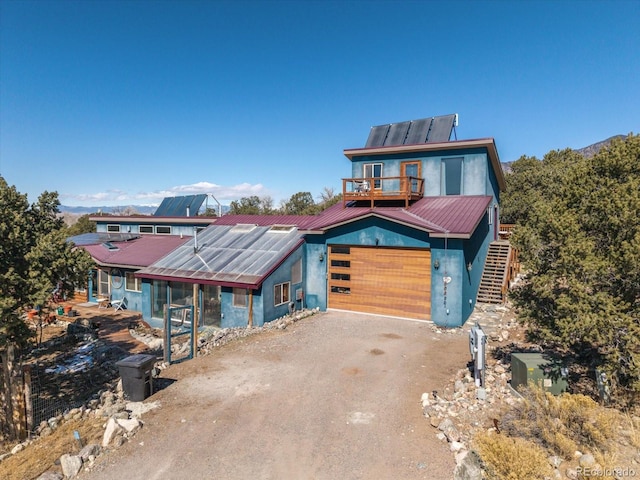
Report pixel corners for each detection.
[233,288,247,307]
[274,282,290,306]
[291,259,302,284]
[98,269,110,296]
[155,225,171,235]
[139,225,154,234]
[107,224,121,233]
[363,163,383,189]
[125,272,142,292]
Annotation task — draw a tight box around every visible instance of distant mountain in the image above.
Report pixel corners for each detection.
[59,205,158,215]
[574,135,625,158]
[501,135,626,172]
[59,204,231,216]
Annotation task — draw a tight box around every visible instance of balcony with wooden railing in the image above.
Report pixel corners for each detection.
[342,176,424,208]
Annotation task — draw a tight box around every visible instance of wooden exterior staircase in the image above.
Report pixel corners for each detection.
[477,240,515,304]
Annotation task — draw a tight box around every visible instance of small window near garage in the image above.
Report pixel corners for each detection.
[107,224,120,233]
[330,245,350,255]
[331,273,350,281]
[331,259,350,268]
[233,288,247,307]
[291,259,302,284]
[274,282,290,306]
[331,286,350,294]
[139,225,154,234]
[125,272,141,292]
[155,225,171,235]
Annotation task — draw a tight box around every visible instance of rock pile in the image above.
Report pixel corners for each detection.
[0,378,160,479]
[421,302,525,480]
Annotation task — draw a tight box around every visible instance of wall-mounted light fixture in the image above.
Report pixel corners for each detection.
[319,252,324,262]
[467,262,473,272]
[433,259,440,270]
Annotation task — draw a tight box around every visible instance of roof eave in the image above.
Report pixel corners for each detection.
[134,272,261,290]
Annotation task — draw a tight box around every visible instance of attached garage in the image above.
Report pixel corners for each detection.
[327,245,431,320]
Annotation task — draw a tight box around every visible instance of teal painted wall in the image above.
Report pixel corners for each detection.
[304,241,326,310]
[261,246,304,323]
[349,147,497,198]
[429,238,464,327]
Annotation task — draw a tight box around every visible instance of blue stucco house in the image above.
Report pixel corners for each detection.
[76,114,505,329]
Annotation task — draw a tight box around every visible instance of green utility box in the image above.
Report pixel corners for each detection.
[511,352,568,396]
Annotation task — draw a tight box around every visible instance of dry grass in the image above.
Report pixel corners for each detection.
[474,432,554,480]
[501,384,620,459]
[0,417,104,480]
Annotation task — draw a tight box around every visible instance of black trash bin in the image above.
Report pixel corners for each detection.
[116,354,156,401]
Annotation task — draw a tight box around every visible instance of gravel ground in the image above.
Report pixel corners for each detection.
[79,311,470,480]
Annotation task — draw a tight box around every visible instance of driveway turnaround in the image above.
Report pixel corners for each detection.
[80,311,470,480]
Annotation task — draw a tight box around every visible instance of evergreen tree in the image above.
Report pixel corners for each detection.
[508,135,640,402]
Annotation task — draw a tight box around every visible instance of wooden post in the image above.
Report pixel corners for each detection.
[23,365,33,434]
[248,289,253,328]
[163,305,169,363]
[191,283,199,358]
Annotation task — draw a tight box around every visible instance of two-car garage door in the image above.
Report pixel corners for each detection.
[328,245,431,320]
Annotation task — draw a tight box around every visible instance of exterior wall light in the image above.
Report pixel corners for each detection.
[433,259,440,270]
[467,262,473,272]
[319,252,324,262]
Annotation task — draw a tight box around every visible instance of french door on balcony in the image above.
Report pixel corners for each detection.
[401,161,421,192]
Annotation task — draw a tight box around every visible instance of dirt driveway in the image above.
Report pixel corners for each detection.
[80,311,470,480]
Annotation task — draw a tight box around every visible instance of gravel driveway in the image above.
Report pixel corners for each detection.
[80,311,469,480]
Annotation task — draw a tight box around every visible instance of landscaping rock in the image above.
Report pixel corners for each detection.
[60,453,83,478]
[78,444,101,461]
[102,418,123,447]
[453,450,483,480]
[36,472,64,480]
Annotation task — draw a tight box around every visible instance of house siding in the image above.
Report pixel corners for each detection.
[350,148,495,198]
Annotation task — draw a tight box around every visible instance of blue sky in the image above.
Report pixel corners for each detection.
[1,0,638,208]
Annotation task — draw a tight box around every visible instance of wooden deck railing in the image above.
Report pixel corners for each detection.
[342,176,424,208]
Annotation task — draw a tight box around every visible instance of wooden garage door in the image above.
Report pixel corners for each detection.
[328,245,431,320]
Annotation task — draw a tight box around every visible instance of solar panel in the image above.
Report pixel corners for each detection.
[154,194,208,217]
[427,114,456,142]
[384,121,411,146]
[404,118,433,145]
[365,125,390,147]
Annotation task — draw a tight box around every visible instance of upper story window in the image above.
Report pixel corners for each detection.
[441,157,463,195]
[363,163,383,189]
[107,224,120,233]
[155,225,171,235]
[139,225,154,234]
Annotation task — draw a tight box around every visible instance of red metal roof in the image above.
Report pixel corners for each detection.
[83,235,189,268]
[303,196,492,238]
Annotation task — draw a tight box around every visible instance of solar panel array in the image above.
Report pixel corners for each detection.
[154,194,208,217]
[365,114,456,148]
